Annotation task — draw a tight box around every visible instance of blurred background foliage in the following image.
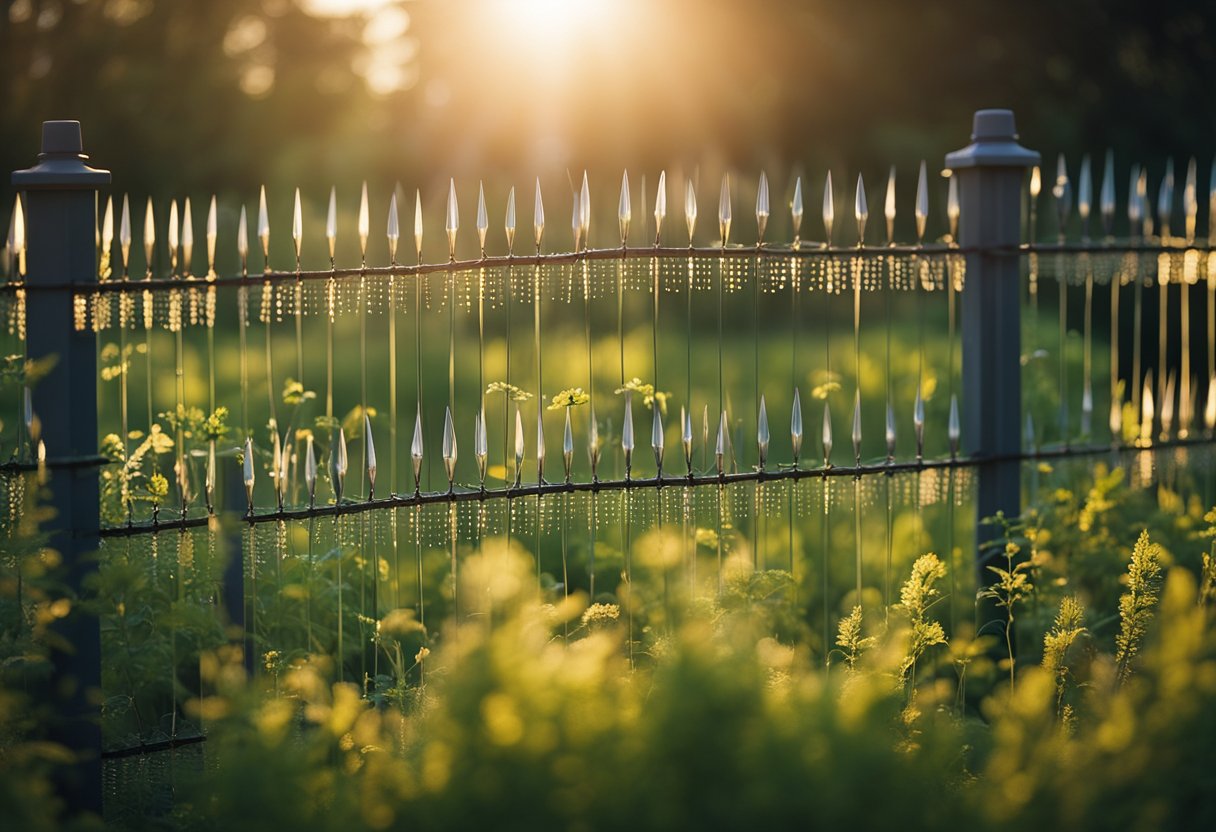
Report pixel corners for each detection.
[2,0,1214,201]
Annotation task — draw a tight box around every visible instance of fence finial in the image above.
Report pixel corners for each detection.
[326,187,337,265]
[446,179,459,260]
[476,182,488,254]
[790,388,803,465]
[618,170,631,246]
[257,186,269,269]
[914,161,928,243]
[822,171,834,244]
[1100,151,1116,237]
[718,173,731,246]
[387,193,400,264]
[884,166,896,244]
[854,173,868,243]
[654,170,667,243]
[756,171,769,244]
[505,186,517,254]
[684,178,697,245]
[533,177,545,250]
[791,177,803,245]
[757,395,769,469]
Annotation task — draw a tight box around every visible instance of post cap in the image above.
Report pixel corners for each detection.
[945,108,1040,170]
[12,119,110,188]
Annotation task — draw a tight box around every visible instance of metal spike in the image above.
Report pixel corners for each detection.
[588,406,601,478]
[168,200,179,272]
[365,412,377,498]
[305,434,317,507]
[514,405,525,486]
[651,405,665,473]
[684,179,698,244]
[715,410,727,476]
[914,383,925,457]
[854,173,868,243]
[619,170,631,245]
[757,395,770,469]
[1161,372,1176,437]
[414,189,424,261]
[535,405,546,482]
[791,388,803,465]
[358,181,370,260]
[143,197,155,268]
[174,452,190,512]
[579,171,591,244]
[257,186,269,263]
[446,178,459,259]
[947,174,960,241]
[205,440,216,513]
[718,173,731,246]
[1128,164,1142,229]
[271,428,284,507]
[292,188,303,260]
[821,401,833,464]
[1136,167,1150,237]
[1140,372,1155,445]
[822,170,835,243]
[756,171,770,243]
[1184,157,1198,240]
[915,161,929,243]
[1100,151,1116,236]
[505,186,517,254]
[100,195,113,258]
[182,198,194,273]
[1029,165,1042,200]
[476,181,488,253]
[412,406,424,492]
[387,193,400,264]
[791,177,804,242]
[326,187,337,262]
[948,393,960,456]
[1109,390,1123,439]
[622,391,634,476]
[563,407,574,482]
[1077,155,1092,231]
[1053,154,1071,233]
[851,390,862,463]
[475,408,488,486]
[884,166,896,244]
[243,437,255,513]
[1081,380,1093,437]
[332,427,348,503]
[571,189,582,252]
[533,177,545,250]
[237,205,248,272]
[1157,159,1174,237]
[206,195,218,275]
[442,406,457,485]
[654,170,667,242]
[885,400,896,460]
[119,194,131,270]
[681,405,693,473]
[1206,374,1216,433]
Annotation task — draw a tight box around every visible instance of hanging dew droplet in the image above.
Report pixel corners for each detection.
[414,189,424,261]
[476,181,488,253]
[446,178,459,260]
[292,187,303,260]
[851,390,862,463]
[365,412,377,498]
[682,405,693,473]
[884,166,896,244]
[685,179,698,245]
[442,406,457,485]
[915,161,929,243]
[533,178,545,250]
[563,408,575,481]
[651,406,665,472]
[326,187,337,262]
[885,400,896,460]
[358,181,370,260]
[654,170,667,242]
[791,388,803,464]
[243,437,255,513]
[757,394,770,469]
[715,410,728,476]
[305,434,317,507]
[948,393,961,457]
[791,176,804,242]
[822,170,835,244]
[854,173,868,243]
[505,186,517,254]
[332,427,348,504]
[619,170,631,245]
[387,193,400,265]
[475,408,488,485]
[756,170,770,244]
[718,173,731,246]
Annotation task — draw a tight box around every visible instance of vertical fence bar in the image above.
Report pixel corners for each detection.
[12,120,110,815]
[946,110,1039,589]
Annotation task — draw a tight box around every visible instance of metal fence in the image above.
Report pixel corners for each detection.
[4,109,1216,810]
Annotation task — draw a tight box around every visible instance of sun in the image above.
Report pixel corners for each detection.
[487,0,615,42]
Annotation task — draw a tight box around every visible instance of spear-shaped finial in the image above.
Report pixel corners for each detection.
[913,383,925,458]
[304,434,317,507]
[143,197,155,274]
[822,401,833,464]
[757,395,770,469]
[1053,154,1071,236]
[331,427,348,504]
[884,166,896,244]
[854,172,868,243]
[476,181,488,255]
[681,405,693,474]
[756,171,770,244]
[791,388,803,466]
[654,170,667,243]
[237,205,249,275]
[326,186,337,265]
[571,187,582,252]
[1077,155,1093,238]
[206,195,218,277]
[513,404,525,487]
[715,409,728,476]
[365,412,377,499]
[182,197,194,274]
[718,173,731,246]
[619,170,631,246]
[168,199,179,274]
[442,406,457,487]
[414,188,424,262]
[205,440,216,514]
[651,405,665,475]
[411,406,425,493]
[885,400,896,460]
[622,392,634,478]
[563,408,575,482]
[915,161,928,243]
[505,186,517,254]
[100,196,113,273]
[1206,373,1216,434]
[475,408,488,487]
[271,428,284,509]
[1127,164,1142,234]
[387,192,400,265]
[1100,150,1116,238]
[1030,164,1042,201]
[243,437,255,514]
[791,177,804,246]
[358,181,370,262]
[446,178,459,260]
[535,405,546,483]
[257,185,269,269]
[588,407,601,479]
[579,171,591,246]
[533,177,545,251]
[948,393,960,457]
[119,194,131,275]
[1157,159,1174,240]
[685,178,698,245]
[947,174,960,241]
[851,390,862,464]
[1184,157,1198,241]
[292,187,303,264]
[822,170,835,245]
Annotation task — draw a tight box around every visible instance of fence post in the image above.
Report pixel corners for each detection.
[946,110,1039,590]
[12,121,110,815]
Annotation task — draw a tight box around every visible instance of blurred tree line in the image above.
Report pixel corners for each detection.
[2,0,1214,204]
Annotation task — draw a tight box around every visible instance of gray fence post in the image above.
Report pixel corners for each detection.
[12,121,110,815]
[946,110,1039,587]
